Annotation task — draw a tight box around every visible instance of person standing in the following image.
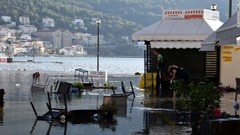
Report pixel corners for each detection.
[33,72,40,84]
[152,48,166,97]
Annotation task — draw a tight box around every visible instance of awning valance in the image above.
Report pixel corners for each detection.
[150,41,201,49]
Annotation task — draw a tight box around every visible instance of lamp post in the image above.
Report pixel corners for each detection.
[32,40,35,62]
[229,0,232,18]
[211,3,217,11]
[96,18,101,71]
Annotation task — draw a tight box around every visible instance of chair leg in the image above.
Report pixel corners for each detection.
[235,92,238,102]
[30,102,38,118]
[47,92,52,109]
[121,81,126,93]
[111,86,116,94]
[46,103,54,118]
[130,81,135,98]
[63,94,68,113]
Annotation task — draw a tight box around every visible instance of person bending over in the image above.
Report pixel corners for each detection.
[168,65,189,101]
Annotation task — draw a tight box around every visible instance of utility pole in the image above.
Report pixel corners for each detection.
[96,19,101,71]
[229,0,232,18]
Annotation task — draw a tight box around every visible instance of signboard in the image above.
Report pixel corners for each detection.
[237,35,240,45]
[138,73,156,89]
[163,9,219,20]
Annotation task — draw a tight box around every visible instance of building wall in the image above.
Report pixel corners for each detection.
[19,16,30,25]
[166,49,204,81]
[220,45,240,88]
[32,29,73,49]
[19,25,37,34]
[32,31,52,41]
[148,48,205,81]
[52,30,62,48]
[1,16,11,22]
[42,17,55,27]
[62,30,72,47]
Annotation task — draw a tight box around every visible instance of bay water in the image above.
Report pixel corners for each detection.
[0,57,144,75]
[0,57,235,135]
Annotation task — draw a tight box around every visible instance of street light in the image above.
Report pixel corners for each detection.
[229,0,232,18]
[211,3,217,11]
[96,18,101,71]
[30,40,35,62]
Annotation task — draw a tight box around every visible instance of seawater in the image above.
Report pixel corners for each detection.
[0,57,236,135]
[0,57,193,135]
[0,57,144,75]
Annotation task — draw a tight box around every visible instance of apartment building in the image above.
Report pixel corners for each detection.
[1,16,11,22]
[19,25,37,34]
[42,17,55,27]
[32,29,72,48]
[19,16,30,25]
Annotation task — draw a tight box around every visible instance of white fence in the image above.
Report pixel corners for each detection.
[89,71,108,82]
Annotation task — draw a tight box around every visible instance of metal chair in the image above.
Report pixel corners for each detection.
[53,81,72,95]
[234,78,240,115]
[121,81,135,98]
[30,92,67,121]
[235,78,240,102]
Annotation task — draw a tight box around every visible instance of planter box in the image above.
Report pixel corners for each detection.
[103,95,127,106]
[0,89,4,106]
[69,109,100,123]
[7,58,12,63]
[202,118,240,135]
[103,95,127,117]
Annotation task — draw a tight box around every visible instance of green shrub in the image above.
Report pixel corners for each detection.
[72,81,84,89]
[103,82,114,87]
[173,80,222,112]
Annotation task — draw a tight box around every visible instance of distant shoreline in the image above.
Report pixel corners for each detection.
[0,57,144,75]
[11,55,144,58]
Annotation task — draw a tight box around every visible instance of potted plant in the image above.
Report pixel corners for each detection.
[172,79,222,134]
[103,81,114,87]
[72,81,84,92]
[99,102,118,119]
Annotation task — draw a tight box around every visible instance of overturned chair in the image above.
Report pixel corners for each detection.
[31,77,50,92]
[120,81,135,98]
[30,92,68,121]
[52,81,72,95]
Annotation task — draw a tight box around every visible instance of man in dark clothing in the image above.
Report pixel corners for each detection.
[152,48,167,97]
[168,65,189,85]
[168,65,189,100]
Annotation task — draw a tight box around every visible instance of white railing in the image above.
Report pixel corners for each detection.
[89,71,108,82]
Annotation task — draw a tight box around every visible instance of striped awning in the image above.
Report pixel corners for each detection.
[150,41,201,49]
[132,19,222,42]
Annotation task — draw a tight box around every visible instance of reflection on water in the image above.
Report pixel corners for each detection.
[30,117,118,135]
[30,120,68,135]
[0,107,3,126]
[0,71,237,135]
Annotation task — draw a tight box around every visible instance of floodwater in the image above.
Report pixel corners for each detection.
[0,71,194,135]
[0,57,238,135]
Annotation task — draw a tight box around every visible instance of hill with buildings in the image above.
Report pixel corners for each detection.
[0,0,235,42]
[0,0,237,57]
